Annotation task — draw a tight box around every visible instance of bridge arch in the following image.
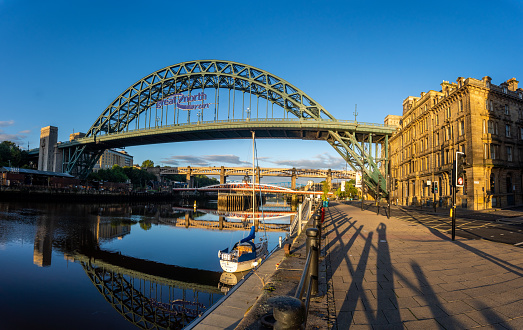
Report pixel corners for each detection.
[62,60,394,198]
[87,60,335,138]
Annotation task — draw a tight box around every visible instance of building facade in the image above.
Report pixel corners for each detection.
[389,77,523,210]
[94,149,133,170]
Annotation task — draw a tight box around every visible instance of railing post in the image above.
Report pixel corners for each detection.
[297,203,303,235]
[306,228,319,296]
[313,214,322,243]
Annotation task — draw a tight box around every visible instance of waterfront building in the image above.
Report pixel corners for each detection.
[94,149,133,171]
[389,77,523,210]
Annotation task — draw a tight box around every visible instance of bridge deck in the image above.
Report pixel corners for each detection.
[59,118,395,150]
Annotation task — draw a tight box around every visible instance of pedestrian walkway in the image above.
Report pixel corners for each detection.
[323,202,523,329]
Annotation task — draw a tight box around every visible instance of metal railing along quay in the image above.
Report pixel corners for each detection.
[264,210,323,329]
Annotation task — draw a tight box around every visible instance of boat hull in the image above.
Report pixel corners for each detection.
[220,259,259,273]
[219,241,268,273]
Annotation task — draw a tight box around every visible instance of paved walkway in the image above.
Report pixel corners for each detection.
[324,202,523,329]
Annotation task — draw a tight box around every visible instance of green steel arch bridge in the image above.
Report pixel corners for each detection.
[58,60,395,197]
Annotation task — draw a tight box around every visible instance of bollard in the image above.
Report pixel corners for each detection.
[306,228,319,296]
[321,207,325,223]
[268,296,306,330]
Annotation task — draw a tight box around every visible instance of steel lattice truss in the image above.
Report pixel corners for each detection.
[327,130,388,194]
[82,262,206,329]
[63,60,391,197]
[86,60,334,137]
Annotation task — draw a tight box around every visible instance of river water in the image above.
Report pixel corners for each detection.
[0,201,290,329]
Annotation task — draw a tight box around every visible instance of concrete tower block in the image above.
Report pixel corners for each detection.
[38,126,58,172]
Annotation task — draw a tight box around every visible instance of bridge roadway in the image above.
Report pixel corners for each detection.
[154,164,355,188]
[59,118,393,150]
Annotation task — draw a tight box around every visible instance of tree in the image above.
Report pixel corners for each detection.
[322,180,330,201]
[141,160,154,168]
[346,180,359,199]
[0,141,30,168]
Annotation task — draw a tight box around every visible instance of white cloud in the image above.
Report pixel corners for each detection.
[0,120,15,127]
[268,153,346,170]
[161,154,251,167]
[0,128,28,143]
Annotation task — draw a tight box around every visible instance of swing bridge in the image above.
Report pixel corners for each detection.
[57,60,395,198]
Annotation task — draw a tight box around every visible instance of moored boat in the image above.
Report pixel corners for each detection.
[218,226,268,273]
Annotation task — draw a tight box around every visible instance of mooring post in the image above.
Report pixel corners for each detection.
[306,228,319,296]
[267,296,306,330]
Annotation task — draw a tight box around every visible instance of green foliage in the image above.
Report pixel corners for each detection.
[322,180,330,201]
[88,165,156,187]
[0,141,30,167]
[141,159,154,168]
[139,221,152,231]
[346,180,359,198]
[194,175,219,187]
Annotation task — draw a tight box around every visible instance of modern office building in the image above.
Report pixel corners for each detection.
[389,76,523,210]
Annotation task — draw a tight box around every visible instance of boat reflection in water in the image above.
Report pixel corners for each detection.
[218,271,249,293]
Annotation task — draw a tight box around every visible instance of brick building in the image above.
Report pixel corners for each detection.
[389,76,523,210]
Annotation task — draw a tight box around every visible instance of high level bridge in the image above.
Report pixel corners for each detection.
[152,166,355,189]
[57,60,395,198]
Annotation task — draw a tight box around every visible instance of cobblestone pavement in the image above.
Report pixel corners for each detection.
[323,202,523,329]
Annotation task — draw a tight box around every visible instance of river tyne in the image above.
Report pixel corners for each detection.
[0,200,290,329]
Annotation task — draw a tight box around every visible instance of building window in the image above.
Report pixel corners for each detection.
[460,120,465,136]
[446,107,451,119]
[459,99,463,112]
[507,146,513,161]
[484,144,489,159]
[503,87,508,93]
[488,120,494,134]
[435,132,439,146]
[486,100,493,111]
[520,127,523,140]
[505,104,509,115]
[490,173,495,193]
[490,144,497,159]
[506,124,511,137]
[507,174,513,193]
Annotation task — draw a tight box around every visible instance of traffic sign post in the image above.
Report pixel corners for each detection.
[455,152,465,188]
[452,152,466,241]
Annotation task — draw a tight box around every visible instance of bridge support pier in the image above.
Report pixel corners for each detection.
[254,166,262,184]
[220,166,227,184]
[219,216,225,230]
[185,213,190,228]
[186,166,194,188]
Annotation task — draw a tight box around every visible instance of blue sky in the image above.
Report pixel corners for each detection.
[1,0,523,183]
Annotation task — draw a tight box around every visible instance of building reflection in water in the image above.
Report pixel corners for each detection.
[33,216,55,267]
[23,202,288,329]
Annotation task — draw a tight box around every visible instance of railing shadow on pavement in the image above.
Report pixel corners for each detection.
[323,202,513,329]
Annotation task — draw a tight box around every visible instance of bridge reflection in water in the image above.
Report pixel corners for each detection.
[72,251,223,329]
[74,204,288,329]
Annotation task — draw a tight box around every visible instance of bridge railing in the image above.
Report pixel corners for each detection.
[77,117,392,141]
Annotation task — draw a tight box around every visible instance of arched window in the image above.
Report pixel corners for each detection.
[490,173,496,193]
